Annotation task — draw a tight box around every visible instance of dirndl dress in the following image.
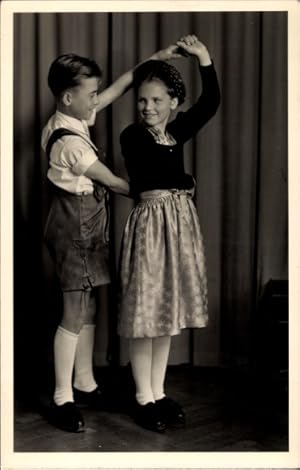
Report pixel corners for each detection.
[44,183,110,291]
[118,187,208,338]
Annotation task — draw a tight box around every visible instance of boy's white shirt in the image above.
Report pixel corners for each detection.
[41,109,98,194]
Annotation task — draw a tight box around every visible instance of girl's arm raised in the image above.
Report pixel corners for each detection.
[167,36,220,143]
[95,45,182,113]
[176,35,212,66]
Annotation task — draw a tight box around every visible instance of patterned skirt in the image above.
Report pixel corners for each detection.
[118,188,208,338]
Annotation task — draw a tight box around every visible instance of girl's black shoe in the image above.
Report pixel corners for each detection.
[73,386,104,410]
[47,401,85,433]
[133,402,166,433]
[155,396,185,427]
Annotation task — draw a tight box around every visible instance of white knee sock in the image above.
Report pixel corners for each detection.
[73,324,97,393]
[54,326,79,406]
[151,336,171,401]
[130,338,154,405]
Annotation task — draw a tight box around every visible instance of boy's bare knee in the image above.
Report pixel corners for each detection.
[61,314,84,334]
[61,290,88,333]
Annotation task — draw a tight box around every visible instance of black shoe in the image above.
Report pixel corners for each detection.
[155,396,185,427]
[73,386,104,410]
[133,402,166,433]
[47,402,85,433]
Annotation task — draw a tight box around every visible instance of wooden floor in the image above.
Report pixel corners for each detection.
[14,365,288,452]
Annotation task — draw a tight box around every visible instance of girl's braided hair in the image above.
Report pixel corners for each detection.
[133,60,186,105]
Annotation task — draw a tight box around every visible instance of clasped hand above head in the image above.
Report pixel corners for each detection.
[151,34,212,67]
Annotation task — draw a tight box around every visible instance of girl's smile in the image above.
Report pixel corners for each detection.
[137,80,178,132]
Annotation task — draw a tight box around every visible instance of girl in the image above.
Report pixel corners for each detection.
[118,35,221,433]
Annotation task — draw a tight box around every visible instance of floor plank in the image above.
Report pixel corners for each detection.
[14,365,288,452]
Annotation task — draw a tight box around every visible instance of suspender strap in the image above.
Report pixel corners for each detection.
[45,127,110,237]
[45,127,98,159]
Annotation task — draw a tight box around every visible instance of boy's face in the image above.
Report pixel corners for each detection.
[67,77,100,121]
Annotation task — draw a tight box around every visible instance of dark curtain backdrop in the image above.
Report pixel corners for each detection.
[13,12,287,381]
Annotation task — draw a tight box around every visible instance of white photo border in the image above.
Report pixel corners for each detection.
[1,0,299,468]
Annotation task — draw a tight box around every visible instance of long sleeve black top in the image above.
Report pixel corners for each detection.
[120,63,221,194]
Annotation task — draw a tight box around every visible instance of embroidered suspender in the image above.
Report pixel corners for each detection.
[45,127,99,159]
[45,127,110,243]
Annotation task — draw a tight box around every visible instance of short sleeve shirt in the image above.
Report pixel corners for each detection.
[41,110,98,194]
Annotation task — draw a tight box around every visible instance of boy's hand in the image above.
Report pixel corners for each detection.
[150,44,184,61]
[176,35,212,66]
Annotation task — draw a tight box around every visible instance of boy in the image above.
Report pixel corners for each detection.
[42,47,180,433]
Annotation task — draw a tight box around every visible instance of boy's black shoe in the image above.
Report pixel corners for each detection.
[133,402,166,433]
[73,386,104,410]
[155,396,185,427]
[47,402,85,433]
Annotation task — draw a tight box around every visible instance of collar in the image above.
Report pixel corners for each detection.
[55,110,89,136]
[54,111,98,153]
[146,126,176,145]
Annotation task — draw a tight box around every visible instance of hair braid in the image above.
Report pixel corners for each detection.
[133,60,186,105]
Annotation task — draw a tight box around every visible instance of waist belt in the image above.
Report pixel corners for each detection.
[139,188,194,200]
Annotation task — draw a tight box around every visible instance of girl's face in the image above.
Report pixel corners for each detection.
[137,80,178,132]
[66,77,100,121]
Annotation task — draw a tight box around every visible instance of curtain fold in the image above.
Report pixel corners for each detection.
[13,12,287,373]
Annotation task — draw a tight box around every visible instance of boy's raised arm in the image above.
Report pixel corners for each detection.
[95,45,183,113]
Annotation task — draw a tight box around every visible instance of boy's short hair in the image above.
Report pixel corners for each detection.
[48,53,103,97]
[133,60,186,105]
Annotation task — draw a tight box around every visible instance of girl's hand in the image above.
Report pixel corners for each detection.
[150,44,184,61]
[176,35,212,66]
